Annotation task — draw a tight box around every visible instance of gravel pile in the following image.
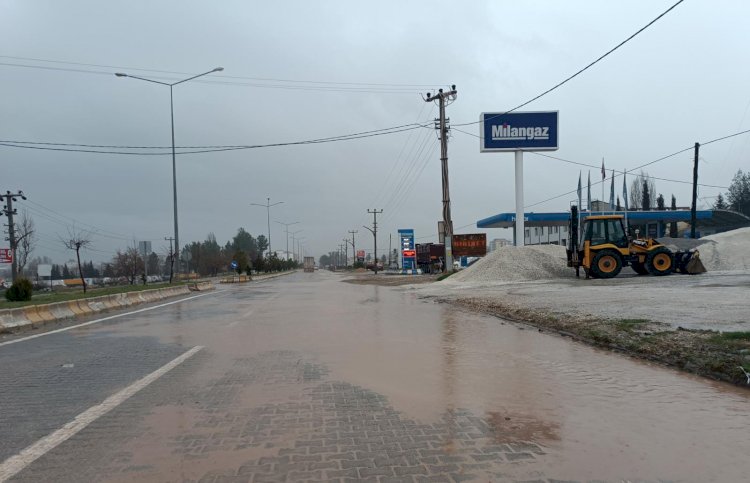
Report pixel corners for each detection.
[694,227,750,271]
[445,244,570,283]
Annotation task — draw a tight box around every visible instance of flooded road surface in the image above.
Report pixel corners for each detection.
[2,271,749,482]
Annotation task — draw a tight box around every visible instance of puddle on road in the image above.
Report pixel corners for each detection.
[84,274,750,482]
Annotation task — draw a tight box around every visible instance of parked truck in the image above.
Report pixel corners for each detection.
[303,256,315,272]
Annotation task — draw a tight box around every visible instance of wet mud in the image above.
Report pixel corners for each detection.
[14,272,750,482]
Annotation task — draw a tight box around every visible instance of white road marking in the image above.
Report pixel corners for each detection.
[0,292,215,349]
[0,345,203,482]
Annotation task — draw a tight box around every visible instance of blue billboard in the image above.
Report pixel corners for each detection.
[398,229,416,270]
[480,111,559,152]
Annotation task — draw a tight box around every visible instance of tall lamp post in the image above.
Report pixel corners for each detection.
[291,231,304,262]
[251,198,283,257]
[295,236,306,264]
[275,220,300,260]
[115,67,224,274]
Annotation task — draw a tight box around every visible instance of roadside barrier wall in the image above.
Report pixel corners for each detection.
[0,282,212,333]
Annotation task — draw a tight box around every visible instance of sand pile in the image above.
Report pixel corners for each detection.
[445,244,569,283]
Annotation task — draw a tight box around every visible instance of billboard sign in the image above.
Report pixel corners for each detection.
[398,229,416,270]
[480,111,559,152]
[38,264,52,277]
[356,250,365,262]
[452,234,487,257]
[0,248,12,264]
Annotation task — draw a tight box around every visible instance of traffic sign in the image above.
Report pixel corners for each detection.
[0,248,12,264]
[230,260,238,270]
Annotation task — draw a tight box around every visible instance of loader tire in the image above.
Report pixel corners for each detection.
[646,246,674,276]
[590,249,622,279]
[631,261,649,275]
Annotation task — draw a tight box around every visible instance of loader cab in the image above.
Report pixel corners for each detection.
[583,215,629,249]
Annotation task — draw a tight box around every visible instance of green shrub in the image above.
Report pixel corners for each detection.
[5,277,33,302]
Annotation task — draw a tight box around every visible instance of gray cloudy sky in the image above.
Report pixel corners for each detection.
[2,0,749,263]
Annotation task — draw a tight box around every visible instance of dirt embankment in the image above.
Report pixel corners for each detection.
[439,295,750,387]
[420,229,750,387]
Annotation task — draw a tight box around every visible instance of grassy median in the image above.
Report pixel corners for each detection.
[0,282,191,310]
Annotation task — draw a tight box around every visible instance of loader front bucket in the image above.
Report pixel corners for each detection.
[684,253,707,274]
[675,249,707,274]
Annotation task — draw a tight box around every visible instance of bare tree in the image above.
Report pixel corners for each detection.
[61,228,92,293]
[629,170,657,210]
[15,210,36,275]
[113,247,143,285]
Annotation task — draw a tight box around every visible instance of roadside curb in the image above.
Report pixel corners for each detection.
[0,281,214,334]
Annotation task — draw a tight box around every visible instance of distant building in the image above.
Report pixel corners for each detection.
[478,209,750,242]
[523,225,569,246]
[489,238,513,251]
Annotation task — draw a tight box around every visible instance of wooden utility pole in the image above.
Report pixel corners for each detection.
[691,142,699,238]
[348,230,357,265]
[363,209,383,274]
[1,190,27,282]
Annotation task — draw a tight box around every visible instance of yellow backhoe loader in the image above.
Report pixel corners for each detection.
[565,206,706,279]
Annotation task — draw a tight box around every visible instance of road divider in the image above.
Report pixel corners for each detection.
[0,281,214,334]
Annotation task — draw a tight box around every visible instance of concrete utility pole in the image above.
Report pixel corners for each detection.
[1,190,27,282]
[691,142,699,239]
[363,209,383,274]
[251,198,283,257]
[424,86,457,272]
[164,236,175,283]
[342,239,350,267]
[348,230,357,265]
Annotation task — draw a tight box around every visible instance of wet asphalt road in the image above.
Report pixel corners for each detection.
[1,271,749,483]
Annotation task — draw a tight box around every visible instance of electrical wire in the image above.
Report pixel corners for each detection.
[0,60,442,94]
[0,123,431,156]
[454,0,686,127]
[450,127,735,201]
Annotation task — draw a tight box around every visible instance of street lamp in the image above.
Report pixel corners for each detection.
[275,221,300,260]
[251,198,283,257]
[291,231,304,262]
[116,67,224,275]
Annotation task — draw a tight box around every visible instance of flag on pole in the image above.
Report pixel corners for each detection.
[601,159,606,180]
[577,172,582,208]
[623,170,629,211]
[587,171,591,211]
[609,170,615,208]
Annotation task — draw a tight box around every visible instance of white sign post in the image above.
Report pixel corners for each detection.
[480,111,559,247]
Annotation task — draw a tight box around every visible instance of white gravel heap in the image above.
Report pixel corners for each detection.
[695,227,750,271]
[445,244,570,283]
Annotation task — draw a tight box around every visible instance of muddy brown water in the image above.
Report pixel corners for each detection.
[36,271,750,482]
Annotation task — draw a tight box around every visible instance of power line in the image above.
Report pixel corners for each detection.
[451,127,733,195]
[24,200,136,240]
[0,123,431,156]
[0,58,444,94]
[0,54,443,87]
[454,0,686,127]
[528,152,728,189]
